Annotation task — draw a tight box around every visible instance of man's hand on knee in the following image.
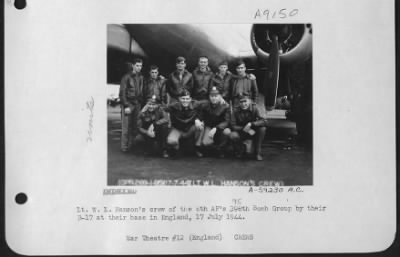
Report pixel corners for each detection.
[248,129,256,136]
[208,127,217,139]
[124,107,131,114]
[195,119,204,130]
[223,128,231,136]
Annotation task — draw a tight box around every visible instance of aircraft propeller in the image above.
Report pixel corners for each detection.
[250,24,312,111]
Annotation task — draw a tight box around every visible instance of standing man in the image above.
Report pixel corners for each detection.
[192,56,214,101]
[230,93,267,161]
[167,57,193,103]
[230,60,258,107]
[164,89,204,157]
[119,58,144,152]
[209,60,233,103]
[198,86,231,158]
[143,65,167,105]
[135,95,170,158]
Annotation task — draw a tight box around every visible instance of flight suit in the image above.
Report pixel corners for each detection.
[210,71,233,102]
[192,67,214,100]
[143,77,167,105]
[119,72,144,151]
[230,103,267,156]
[164,100,205,150]
[136,106,169,153]
[166,70,193,102]
[199,101,231,151]
[230,74,258,107]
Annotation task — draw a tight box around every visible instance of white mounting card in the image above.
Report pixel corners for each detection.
[4,0,396,255]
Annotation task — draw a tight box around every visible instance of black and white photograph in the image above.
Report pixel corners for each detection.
[5,0,396,255]
[107,24,313,186]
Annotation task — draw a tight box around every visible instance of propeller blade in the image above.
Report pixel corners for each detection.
[264,35,280,111]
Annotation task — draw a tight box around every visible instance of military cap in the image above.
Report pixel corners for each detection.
[238,93,250,101]
[147,95,160,104]
[179,88,191,97]
[209,86,220,96]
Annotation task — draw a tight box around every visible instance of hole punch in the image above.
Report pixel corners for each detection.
[14,0,27,10]
[15,193,28,204]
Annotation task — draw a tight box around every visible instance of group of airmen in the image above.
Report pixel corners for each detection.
[118,56,268,161]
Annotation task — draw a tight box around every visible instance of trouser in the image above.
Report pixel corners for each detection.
[230,127,266,155]
[200,127,231,151]
[120,103,141,151]
[167,125,204,150]
[134,123,169,152]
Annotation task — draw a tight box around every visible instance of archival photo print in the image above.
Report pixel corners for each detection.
[107,24,313,186]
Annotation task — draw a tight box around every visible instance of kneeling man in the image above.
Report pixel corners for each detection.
[230,93,267,161]
[199,86,231,157]
[164,89,204,157]
[136,95,170,158]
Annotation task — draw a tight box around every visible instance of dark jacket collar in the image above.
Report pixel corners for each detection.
[173,69,190,76]
[128,72,142,79]
[148,76,162,81]
[194,66,211,73]
[215,70,231,78]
